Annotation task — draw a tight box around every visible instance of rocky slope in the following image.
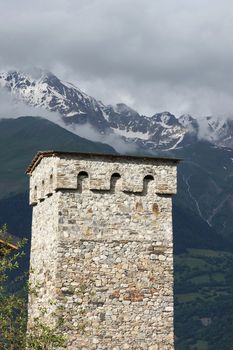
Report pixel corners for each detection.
[172,141,233,242]
[1,70,233,151]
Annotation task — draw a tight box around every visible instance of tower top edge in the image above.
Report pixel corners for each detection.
[26,150,181,175]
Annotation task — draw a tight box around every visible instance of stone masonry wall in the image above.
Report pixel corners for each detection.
[28,153,177,350]
[28,192,60,325]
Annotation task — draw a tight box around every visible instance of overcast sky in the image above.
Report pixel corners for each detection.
[1,0,233,117]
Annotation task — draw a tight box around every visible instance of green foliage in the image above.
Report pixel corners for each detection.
[27,317,66,350]
[0,225,66,350]
[175,248,233,350]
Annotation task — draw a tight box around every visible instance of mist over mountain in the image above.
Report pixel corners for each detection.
[1,68,232,246]
[0,69,233,349]
[1,69,233,153]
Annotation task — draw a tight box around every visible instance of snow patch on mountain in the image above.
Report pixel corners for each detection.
[0,69,232,151]
[111,127,151,140]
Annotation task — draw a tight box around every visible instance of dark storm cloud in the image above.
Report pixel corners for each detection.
[1,0,233,116]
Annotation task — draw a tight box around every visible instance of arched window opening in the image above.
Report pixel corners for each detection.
[152,203,160,216]
[111,173,121,179]
[78,171,89,178]
[77,171,89,192]
[144,175,154,181]
[47,174,53,196]
[110,173,121,192]
[40,180,45,198]
[143,175,154,194]
[34,185,37,201]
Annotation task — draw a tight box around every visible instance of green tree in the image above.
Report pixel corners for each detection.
[0,225,66,350]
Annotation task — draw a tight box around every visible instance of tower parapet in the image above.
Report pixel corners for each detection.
[27,151,179,349]
[28,152,177,205]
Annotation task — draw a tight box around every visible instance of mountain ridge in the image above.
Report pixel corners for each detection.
[1,69,233,151]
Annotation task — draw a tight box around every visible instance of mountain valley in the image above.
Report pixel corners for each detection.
[0,70,233,349]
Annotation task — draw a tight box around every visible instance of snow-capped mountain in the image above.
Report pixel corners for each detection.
[0,70,110,131]
[201,117,233,149]
[0,69,232,151]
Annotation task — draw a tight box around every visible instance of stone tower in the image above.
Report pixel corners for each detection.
[27,151,179,350]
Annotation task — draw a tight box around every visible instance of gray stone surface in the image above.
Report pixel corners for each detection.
[27,153,178,349]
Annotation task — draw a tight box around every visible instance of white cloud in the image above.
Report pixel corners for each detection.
[0,88,137,153]
[0,89,61,121]
[1,0,233,117]
[66,122,139,154]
